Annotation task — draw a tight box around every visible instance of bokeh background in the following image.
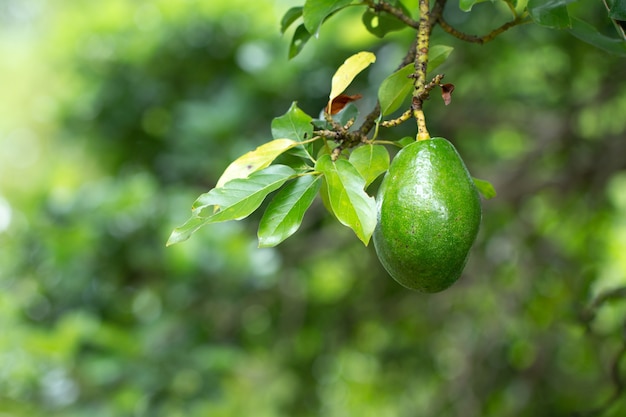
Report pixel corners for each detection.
[1,0,626,416]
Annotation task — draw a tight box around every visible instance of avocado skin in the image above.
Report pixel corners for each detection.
[373,138,481,292]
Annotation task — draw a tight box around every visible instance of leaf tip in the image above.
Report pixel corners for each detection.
[472,177,497,199]
[166,231,185,247]
[257,240,275,249]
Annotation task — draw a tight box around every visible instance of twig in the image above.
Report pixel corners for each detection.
[437,15,529,44]
[380,74,444,128]
[364,0,419,29]
[314,126,369,160]
[381,109,412,128]
[358,102,381,137]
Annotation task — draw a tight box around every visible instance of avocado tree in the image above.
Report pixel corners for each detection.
[169,0,625,287]
[165,0,626,413]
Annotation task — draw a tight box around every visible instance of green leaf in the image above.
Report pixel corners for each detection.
[361,1,411,38]
[273,151,315,172]
[568,17,626,56]
[215,139,297,188]
[166,216,210,246]
[315,155,377,245]
[362,10,403,38]
[472,177,497,199]
[258,174,322,247]
[289,24,312,59]
[168,165,297,245]
[194,165,296,213]
[319,177,335,217]
[329,51,376,104]
[397,136,415,147]
[528,0,573,28]
[303,0,354,35]
[281,7,303,34]
[378,63,413,116]
[271,102,313,142]
[427,45,454,74]
[378,45,453,116]
[459,0,491,12]
[348,145,390,187]
[608,0,626,20]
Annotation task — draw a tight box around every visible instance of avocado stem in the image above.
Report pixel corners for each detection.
[413,0,431,141]
[413,99,430,141]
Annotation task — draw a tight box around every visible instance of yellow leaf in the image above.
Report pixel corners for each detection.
[328,51,376,108]
[216,139,297,188]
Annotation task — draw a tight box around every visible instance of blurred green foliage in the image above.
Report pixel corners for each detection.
[1,0,626,416]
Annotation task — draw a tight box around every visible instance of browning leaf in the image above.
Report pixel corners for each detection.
[441,83,455,106]
[326,93,363,115]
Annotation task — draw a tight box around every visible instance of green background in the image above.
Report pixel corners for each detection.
[1,0,626,416]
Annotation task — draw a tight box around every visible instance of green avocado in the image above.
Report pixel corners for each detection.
[373,137,481,292]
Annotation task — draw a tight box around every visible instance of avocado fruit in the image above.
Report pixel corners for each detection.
[373,137,481,292]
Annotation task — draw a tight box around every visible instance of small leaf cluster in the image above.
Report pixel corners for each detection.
[167,99,386,247]
[166,49,408,247]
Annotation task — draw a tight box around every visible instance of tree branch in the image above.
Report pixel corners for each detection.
[412,0,431,141]
[437,14,528,44]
